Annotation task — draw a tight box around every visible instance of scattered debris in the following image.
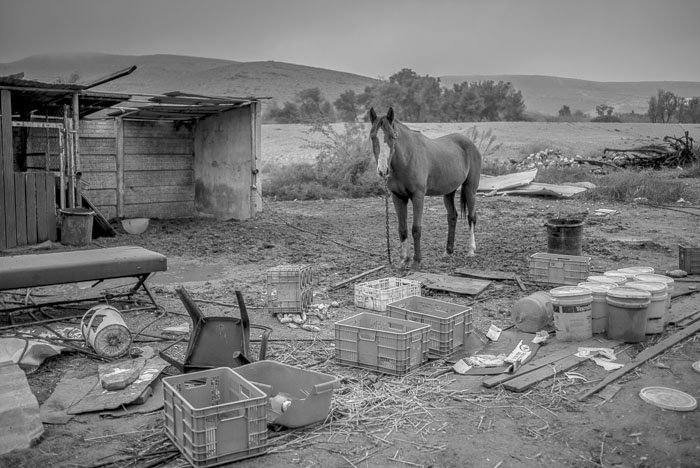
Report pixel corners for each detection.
[602,131,698,169]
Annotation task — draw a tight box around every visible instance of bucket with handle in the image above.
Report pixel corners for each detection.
[549,286,593,341]
[81,305,132,358]
[606,287,651,343]
[546,218,583,256]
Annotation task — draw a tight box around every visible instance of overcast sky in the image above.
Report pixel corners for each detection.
[1,0,699,82]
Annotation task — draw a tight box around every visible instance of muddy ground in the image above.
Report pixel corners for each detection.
[2,186,700,468]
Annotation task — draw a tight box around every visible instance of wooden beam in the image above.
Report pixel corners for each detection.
[330,266,386,291]
[11,121,65,129]
[115,117,124,218]
[82,65,137,89]
[576,319,700,402]
[1,89,17,248]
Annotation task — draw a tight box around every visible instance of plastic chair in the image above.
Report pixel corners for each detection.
[159,287,272,373]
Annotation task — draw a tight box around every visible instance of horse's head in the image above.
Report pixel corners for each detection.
[369,107,399,178]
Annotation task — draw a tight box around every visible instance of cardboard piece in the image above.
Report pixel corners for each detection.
[500,182,587,198]
[478,169,537,192]
[405,272,491,296]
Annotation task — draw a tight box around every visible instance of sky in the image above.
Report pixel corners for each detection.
[1,0,699,82]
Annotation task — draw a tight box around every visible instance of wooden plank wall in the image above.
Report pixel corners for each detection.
[122,120,194,219]
[78,119,118,219]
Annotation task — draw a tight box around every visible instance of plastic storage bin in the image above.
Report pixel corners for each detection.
[387,296,472,356]
[529,253,590,285]
[233,361,340,428]
[334,312,430,375]
[679,245,700,274]
[267,264,313,314]
[354,277,421,312]
[162,367,268,467]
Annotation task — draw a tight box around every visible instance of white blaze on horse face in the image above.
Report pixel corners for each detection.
[376,129,391,177]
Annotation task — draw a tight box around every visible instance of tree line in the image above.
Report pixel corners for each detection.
[265,68,526,123]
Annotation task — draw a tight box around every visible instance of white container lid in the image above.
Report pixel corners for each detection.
[604,271,628,280]
[549,286,592,298]
[617,266,655,275]
[587,275,622,284]
[578,282,616,293]
[607,286,652,300]
[633,273,674,286]
[626,281,667,294]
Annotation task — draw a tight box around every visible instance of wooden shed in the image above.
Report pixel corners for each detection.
[1,74,264,251]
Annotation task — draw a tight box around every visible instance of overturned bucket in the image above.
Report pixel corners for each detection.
[546,218,583,256]
[81,305,132,358]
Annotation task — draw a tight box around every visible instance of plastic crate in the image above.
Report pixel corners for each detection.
[354,277,421,312]
[162,367,268,467]
[267,264,313,314]
[529,252,590,285]
[387,296,472,356]
[234,361,340,428]
[679,245,700,274]
[334,312,430,375]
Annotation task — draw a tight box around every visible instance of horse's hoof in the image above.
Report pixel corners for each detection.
[466,251,475,258]
[411,261,422,271]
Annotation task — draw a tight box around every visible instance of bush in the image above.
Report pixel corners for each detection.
[581,170,684,203]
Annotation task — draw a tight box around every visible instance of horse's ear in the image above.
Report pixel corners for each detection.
[368,107,377,123]
[387,107,394,123]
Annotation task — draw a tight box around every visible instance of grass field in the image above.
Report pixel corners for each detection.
[260,121,700,168]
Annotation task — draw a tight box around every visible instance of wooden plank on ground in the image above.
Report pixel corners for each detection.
[454,267,515,281]
[82,193,116,237]
[503,354,587,392]
[330,266,385,290]
[25,173,37,245]
[482,346,580,388]
[14,173,27,246]
[406,272,491,296]
[576,319,700,402]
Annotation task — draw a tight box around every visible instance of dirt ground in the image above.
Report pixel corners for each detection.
[2,183,700,468]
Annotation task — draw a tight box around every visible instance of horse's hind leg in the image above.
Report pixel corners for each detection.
[462,185,478,257]
[391,193,411,267]
[443,191,458,256]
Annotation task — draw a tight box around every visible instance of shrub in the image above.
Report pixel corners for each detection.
[581,170,684,203]
[463,126,502,158]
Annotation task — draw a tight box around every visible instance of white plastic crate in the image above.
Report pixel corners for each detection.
[387,296,472,356]
[267,264,313,314]
[529,252,590,285]
[334,312,430,375]
[354,277,421,312]
[162,367,268,467]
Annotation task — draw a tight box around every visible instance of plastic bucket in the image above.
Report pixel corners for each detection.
[578,282,616,334]
[586,275,623,286]
[603,270,629,285]
[546,218,583,256]
[59,208,94,246]
[80,305,132,358]
[606,287,651,343]
[633,273,674,316]
[511,291,553,332]
[550,286,592,341]
[626,281,668,334]
[616,266,655,282]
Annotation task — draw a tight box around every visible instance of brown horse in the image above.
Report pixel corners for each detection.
[369,107,482,270]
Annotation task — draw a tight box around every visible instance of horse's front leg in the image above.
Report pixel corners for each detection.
[391,193,411,268]
[410,195,425,270]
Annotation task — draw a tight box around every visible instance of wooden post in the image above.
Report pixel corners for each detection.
[63,105,75,207]
[72,93,81,204]
[58,127,66,209]
[115,117,124,218]
[1,89,16,248]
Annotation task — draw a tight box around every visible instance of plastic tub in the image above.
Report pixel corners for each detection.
[510,292,553,333]
[606,287,651,343]
[626,281,668,334]
[233,361,340,428]
[603,270,629,285]
[616,266,655,280]
[578,282,616,334]
[549,286,593,341]
[59,208,94,246]
[546,218,583,256]
[633,273,675,315]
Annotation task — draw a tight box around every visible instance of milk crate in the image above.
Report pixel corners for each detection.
[529,252,590,285]
[387,296,473,357]
[267,264,313,314]
[354,277,421,312]
[679,245,700,274]
[162,367,268,467]
[334,312,430,375]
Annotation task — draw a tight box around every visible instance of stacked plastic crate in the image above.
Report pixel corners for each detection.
[266,264,313,315]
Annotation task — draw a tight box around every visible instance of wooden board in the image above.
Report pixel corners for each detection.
[454,267,515,281]
[482,346,579,388]
[406,272,491,296]
[25,173,37,245]
[503,354,587,392]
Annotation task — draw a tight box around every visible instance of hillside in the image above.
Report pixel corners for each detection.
[441,74,700,116]
[2,53,700,116]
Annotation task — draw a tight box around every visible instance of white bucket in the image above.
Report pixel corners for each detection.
[603,270,629,285]
[578,282,616,334]
[633,273,674,316]
[81,305,132,358]
[586,275,622,285]
[626,281,668,334]
[550,286,593,341]
[606,287,651,343]
[617,266,655,280]
[511,291,553,333]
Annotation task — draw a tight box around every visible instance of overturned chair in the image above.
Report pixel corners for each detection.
[159,286,272,373]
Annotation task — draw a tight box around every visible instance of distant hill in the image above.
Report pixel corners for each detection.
[0,52,379,109]
[441,74,700,116]
[2,53,700,117]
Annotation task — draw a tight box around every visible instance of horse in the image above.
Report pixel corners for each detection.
[368,107,482,270]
